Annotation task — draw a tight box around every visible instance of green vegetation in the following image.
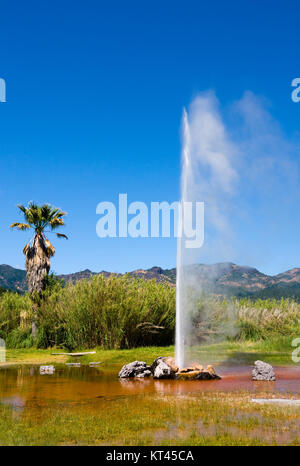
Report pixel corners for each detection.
[0,275,175,350]
[37,275,175,350]
[0,391,300,445]
[237,297,300,340]
[3,346,175,366]
[1,275,300,351]
[0,291,32,348]
[2,340,294,367]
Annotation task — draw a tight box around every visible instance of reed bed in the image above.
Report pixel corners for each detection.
[0,276,300,349]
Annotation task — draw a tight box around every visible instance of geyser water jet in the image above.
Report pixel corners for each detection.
[175,109,192,369]
[175,93,238,369]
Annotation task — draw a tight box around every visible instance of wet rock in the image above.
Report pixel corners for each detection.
[163,357,179,373]
[176,370,202,380]
[196,367,221,380]
[176,365,221,380]
[151,357,178,372]
[205,365,219,377]
[252,360,276,381]
[118,361,152,378]
[151,357,177,379]
[193,364,203,371]
[151,357,164,372]
[178,367,194,373]
[153,360,175,379]
[136,370,152,378]
[178,363,205,373]
[119,357,221,381]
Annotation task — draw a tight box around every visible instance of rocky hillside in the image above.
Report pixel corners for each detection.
[0,265,27,293]
[2,262,300,299]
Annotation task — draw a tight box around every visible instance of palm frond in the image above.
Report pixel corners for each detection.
[10,222,31,230]
[54,211,67,219]
[23,203,39,226]
[56,233,68,239]
[44,239,56,257]
[12,202,68,241]
[23,243,30,255]
[49,217,65,230]
[17,204,27,215]
[48,208,60,221]
[41,204,59,223]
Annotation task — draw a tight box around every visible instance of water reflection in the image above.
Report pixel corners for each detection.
[0,364,299,417]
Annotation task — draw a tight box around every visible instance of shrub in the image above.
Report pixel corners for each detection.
[1,276,300,350]
[237,298,300,340]
[37,274,175,350]
[0,292,31,344]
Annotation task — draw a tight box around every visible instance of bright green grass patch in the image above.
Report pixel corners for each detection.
[3,338,297,367]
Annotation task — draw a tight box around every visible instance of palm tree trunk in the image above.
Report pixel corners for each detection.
[25,234,50,337]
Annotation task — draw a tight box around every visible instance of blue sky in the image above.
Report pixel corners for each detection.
[0,0,300,275]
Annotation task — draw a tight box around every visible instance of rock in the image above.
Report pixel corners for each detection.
[192,363,203,371]
[40,365,55,374]
[176,367,221,380]
[151,357,178,373]
[205,365,218,377]
[252,360,276,381]
[178,366,200,373]
[178,364,205,374]
[176,370,202,380]
[136,370,152,378]
[153,359,176,379]
[118,357,221,381]
[118,361,152,378]
[195,369,221,380]
[151,357,164,372]
[151,357,177,379]
[178,367,190,373]
[163,357,179,373]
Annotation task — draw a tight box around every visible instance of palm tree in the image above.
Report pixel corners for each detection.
[10,202,68,336]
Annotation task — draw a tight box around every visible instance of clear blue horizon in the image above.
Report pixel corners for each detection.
[1,0,300,276]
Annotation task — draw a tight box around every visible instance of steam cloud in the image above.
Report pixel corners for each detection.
[175,90,300,367]
[183,90,300,268]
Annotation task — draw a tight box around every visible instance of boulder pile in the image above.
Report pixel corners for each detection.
[118,357,221,380]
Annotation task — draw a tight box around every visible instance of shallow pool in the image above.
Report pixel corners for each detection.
[1,363,300,417]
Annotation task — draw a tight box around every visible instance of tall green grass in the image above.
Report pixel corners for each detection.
[37,274,175,350]
[237,297,300,340]
[1,276,300,350]
[0,291,32,347]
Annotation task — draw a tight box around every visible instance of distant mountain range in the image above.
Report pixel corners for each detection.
[0,264,176,294]
[2,262,300,299]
